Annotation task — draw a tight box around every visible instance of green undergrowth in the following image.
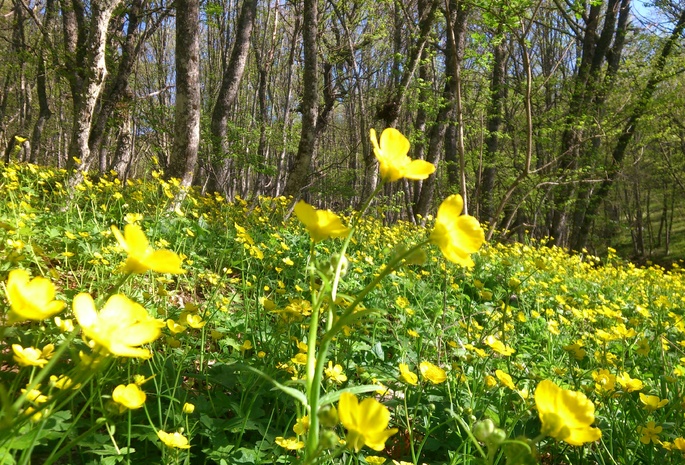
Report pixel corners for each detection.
[1,161,685,465]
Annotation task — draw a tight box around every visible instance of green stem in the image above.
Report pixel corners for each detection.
[304,262,330,459]
[324,240,430,345]
[331,182,385,301]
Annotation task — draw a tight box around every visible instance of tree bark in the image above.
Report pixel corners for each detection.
[550,0,628,246]
[480,26,507,221]
[571,4,685,251]
[88,0,166,168]
[63,0,123,173]
[283,0,318,197]
[208,0,258,195]
[168,0,201,188]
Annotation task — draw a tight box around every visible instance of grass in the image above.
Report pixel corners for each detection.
[1,161,685,465]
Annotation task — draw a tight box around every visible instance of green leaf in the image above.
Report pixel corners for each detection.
[228,364,307,406]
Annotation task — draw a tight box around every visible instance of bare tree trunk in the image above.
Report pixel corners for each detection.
[572,3,685,251]
[551,0,630,247]
[168,0,200,188]
[64,0,123,173]
[275,15,300,196]
[110,108,133,182]
[414,0,469,218]
[480,25,507,221]
[283,0,318,197]
[30,52,52,164]
[208,0,258,195]
[88,0,166,167]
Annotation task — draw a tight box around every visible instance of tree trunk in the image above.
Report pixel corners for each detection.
[110,108,134,182]
[283,0,318,197]
[571,4,685,251]
[30,32,53,164]
[64,0,123,173]
[414,0,467,219]
[480,25,507,221]
[551,0,629,247]
[208,0,258,195]
[88,0,162,167]
[168,0,201,188]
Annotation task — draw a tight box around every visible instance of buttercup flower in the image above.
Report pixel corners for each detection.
[535,379,601,446]
[420,361,447,385]
[338,392,398,451]
[617,372,644,392]
[639,392,668,411]
[325,361,348,384]
[495,369,516,390]
[485,335,516,356]
[50,375,79,390]
[183,402,195,414]
[157,430,191,449]
[73,293,164,358]
[399,363,418,385]
[592,369,616,393]
[293,415,310,435]
[369,128,435,182]
[12,344,53,367]
[112,383,146,410]
[5,269,65,322]
[111,224,185,274]
[430,195,485,267]
[275,436,304,450]
[484,375,498,389]
[294,200,350,242]
[638,421,662,444]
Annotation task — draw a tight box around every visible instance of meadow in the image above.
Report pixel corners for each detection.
[2,138,685,464]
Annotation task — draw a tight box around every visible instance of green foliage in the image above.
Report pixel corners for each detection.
[1,162,685,464]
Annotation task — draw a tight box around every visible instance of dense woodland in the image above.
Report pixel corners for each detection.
[1,0,685,257]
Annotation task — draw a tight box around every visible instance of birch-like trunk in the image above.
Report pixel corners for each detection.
[168,0,200,188]
[65,0,123,173]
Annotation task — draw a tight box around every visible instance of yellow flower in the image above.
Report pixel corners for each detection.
[420,361,447,385]
[639,393,668,411]
[50,375,80,390]
[484,335,515,356]
[157,430,191,449]
[672,437,685,451]
[183,402,195,414]
[638,421,662,444]
[495,369,516,390]
[616,372,644,392]
[73,293,164,358]
[484,375,498,389]
[366,457,387,465]
[399,363,418,385]
[166,319,187,335]
[12,344,52,367]
[534,379,601,446]
[112,383,146,410]
[338,392,398,452]
[275,436,304,450]
[429,195,485,267]
[369,128,435,182]
[184,313,206,329]
[325,361,348,384]
[293,415,310,435]
[592,369,616,394]
[22,388,48,404]
[293,200,350,242]
[5,269,65,322]
[111,224,185,274]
